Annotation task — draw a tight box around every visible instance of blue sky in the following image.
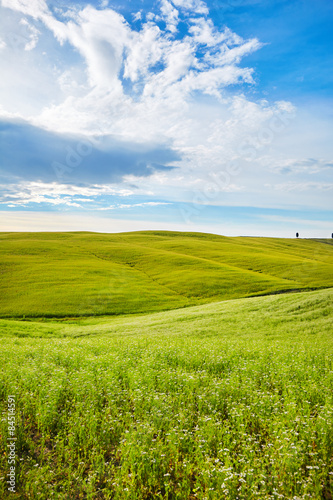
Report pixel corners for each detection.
[0,0,332,236]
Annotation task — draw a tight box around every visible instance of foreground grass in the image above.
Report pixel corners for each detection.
[1,231,333,317]
[0,288,333,499]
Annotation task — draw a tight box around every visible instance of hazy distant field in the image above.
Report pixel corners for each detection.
[0,231,333,317]
[1,287,333,499]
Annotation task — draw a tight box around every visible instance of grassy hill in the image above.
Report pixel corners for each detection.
[0,288,332,498]
[0,231,333,317]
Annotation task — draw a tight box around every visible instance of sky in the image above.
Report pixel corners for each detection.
[0,0,332,236]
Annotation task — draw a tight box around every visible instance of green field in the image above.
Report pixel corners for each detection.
[0,231,333,317]
[0,232,333,499]
[0,288,333,499]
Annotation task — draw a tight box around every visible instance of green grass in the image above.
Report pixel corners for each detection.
[0,231,333,317]
[1,288,333,499]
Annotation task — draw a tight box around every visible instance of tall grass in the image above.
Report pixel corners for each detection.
[1,288,332,499]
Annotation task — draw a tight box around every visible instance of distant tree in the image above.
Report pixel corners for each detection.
[332,233,333,238]
[296,232,299,238]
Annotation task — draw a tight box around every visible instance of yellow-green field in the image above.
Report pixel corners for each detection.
[0,231,332,317]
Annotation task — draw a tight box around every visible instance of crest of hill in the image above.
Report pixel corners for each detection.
[0,231,332,318]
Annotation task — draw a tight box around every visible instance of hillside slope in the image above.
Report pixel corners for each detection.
[0,231,332,317]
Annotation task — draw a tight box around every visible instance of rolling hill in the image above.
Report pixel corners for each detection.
[0,231,332,317]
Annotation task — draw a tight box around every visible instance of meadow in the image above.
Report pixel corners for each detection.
[0,231,333,318]
[0,286,333,499]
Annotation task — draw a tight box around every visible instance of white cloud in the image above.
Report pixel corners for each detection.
[268,158,333,175]
[160,0,179,32]
[0,191,82,208]
[70,7,130,89]
[141,39,197,96]
[1,0,67,44]
[123,23,165,83]
[97,201,171,210]
[208,38,263,66]
[19,18,40,49]
[132,11,142,22]
[267,182,333,192]
[171,0,208,15]
[1,0,49,19]
[0,181,135,208]
[189,18,242,47]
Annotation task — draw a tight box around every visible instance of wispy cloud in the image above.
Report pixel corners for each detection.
[19,18,40,50]
[97,202,171,211]
[267,182,333,192]
[268,158,333,175]
[0,181,134,208]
